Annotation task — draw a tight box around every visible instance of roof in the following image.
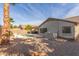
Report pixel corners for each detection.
[66,16,79,23]
[39,18,78,27]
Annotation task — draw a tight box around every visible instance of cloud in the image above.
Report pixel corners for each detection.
[51,6,68,19]
[27,4,46,19]
[65,4,79,18]
[2,3,79,25]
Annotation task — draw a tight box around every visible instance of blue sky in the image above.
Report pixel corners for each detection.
[0,3,79,26]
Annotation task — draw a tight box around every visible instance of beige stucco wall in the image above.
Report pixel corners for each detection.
[74,24,79,39]
[39,20,75,39]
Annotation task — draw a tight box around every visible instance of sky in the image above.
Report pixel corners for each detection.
[0,3,79,26]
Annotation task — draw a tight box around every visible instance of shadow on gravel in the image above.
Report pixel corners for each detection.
[0,38,55,56]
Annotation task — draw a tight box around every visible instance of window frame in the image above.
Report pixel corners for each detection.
[62,26,71,34]
[40,28,47,33]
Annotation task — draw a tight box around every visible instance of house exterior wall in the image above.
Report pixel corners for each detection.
[58,21,75,39]
[40,21,59,33]
[74,24,79,39]
[39,20,75,39]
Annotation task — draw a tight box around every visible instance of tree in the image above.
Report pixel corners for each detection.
[13,25,18,28]
[0,3,10,44]
[0,25,2,35]
[9,18,14,28]
[0,25,2,29]
[25,25,32,31]
[18,25,23,30]
[0,3,15,45]
[10,18,14,23]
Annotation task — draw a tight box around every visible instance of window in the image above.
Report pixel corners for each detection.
[62,26,71,33]
[40,28,47,33]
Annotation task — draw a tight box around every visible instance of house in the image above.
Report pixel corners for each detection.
[39,17,79,40]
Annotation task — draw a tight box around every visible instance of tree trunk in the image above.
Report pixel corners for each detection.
[0,3,10,45]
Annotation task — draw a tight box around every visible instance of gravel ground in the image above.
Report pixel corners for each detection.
[48,39,79,56]
[0,37,79,56]
[0,38,54,56]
